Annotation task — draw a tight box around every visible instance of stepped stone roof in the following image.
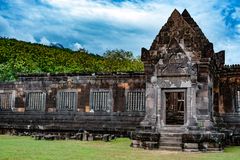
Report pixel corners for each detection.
[142,9,214,63]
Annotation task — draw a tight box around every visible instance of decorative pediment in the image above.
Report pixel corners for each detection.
[156,52,189,76]
[155,37,198,76]
[141,9,214,66]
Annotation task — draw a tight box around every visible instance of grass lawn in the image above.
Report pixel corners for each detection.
[0,135,240,160]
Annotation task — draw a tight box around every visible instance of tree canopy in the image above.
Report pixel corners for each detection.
[0,38,144,81]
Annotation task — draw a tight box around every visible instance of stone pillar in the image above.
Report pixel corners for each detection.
[188,85,198,127]
[196,59,214,129]
[140,76,158,127]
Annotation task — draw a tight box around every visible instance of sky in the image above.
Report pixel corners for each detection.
[0,0,239,64]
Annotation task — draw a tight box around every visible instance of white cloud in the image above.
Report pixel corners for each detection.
[1,0,240,64]
[39,0,229,51]
[0,15,36,43]
[0,16,13,37]
[232,7,240,19]
[72,42,83,51]
[218,39,240,64]
[41,0,174,30]
[15,33,36,43]
[39,36,50,45]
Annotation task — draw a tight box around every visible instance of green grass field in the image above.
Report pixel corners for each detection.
[0,135,240,160]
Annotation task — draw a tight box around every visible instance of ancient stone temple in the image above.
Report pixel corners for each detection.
[131,9,225,151]
[0,9,240,151]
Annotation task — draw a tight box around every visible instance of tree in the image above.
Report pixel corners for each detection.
[103,49,134,61]
[102,49,143,72]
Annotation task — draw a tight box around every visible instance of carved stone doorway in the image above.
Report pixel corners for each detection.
[164,90,185,125]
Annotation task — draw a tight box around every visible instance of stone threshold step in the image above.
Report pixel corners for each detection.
[160,137,182,141]
[159,146,183,151]
[160,134,182,137]
[159,142,182,147]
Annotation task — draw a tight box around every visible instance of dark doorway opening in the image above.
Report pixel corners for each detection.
[165,92,185,125]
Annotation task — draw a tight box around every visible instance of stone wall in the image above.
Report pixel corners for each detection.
[0,73,146,135]
[214,65,240,145]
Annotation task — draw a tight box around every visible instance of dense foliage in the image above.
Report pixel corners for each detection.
[0,38,144,81]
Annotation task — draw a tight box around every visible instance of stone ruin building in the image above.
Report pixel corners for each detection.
[0,9,240,151]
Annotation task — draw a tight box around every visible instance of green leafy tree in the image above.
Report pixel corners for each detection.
[103,49,144,72]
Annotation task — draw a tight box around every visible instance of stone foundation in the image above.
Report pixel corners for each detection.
[131,131,224,151]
